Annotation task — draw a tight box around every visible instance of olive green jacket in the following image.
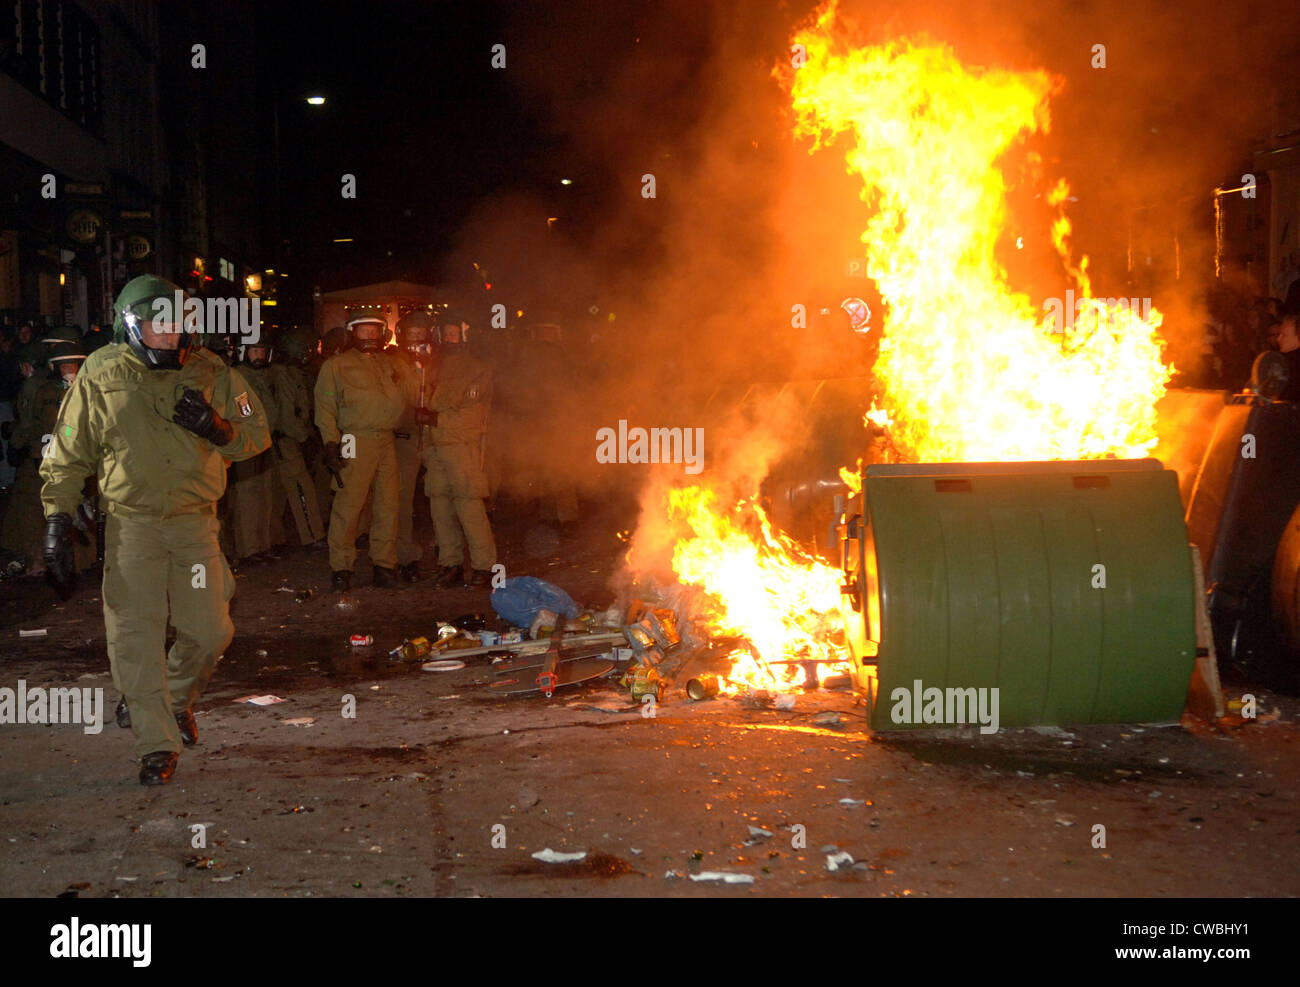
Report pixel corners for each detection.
[40,343,270,519]
[313,348,411,443]
[238,364,281,436]
[272,364,314,443]
[10,375,64,454]
[421,348,492,444]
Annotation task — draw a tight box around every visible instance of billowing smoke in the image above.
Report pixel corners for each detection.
[447,0,1298,579]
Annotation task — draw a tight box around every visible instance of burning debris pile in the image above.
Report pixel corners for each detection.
[617,485,853,702]
[610,5,1185,700]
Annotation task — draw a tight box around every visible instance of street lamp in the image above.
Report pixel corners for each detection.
[305,95,326,106]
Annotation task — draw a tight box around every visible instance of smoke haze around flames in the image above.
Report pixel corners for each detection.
[447,0,1300,580]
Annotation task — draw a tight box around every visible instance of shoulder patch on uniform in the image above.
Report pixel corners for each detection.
[235,391,253,418]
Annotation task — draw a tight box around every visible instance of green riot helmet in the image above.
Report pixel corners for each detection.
[438,321,468,346]
[395,311,434,357]
[321,325,347,358]
[46,339,87,387]
[279,328,315,365]
[113,275,197,370]
[346,311,388,353]
[240,327,275,369]
[39,325,84,347]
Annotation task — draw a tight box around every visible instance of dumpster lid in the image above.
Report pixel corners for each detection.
[864,458,1163,478]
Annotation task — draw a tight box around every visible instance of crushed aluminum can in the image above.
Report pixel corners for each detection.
[500,630,524,645]
[686,674,721,701]
[350,634,374,647]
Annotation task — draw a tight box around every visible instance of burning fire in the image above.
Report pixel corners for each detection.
[653,9,1177,692]
[666,487,850,692]
[787,4,1173,463]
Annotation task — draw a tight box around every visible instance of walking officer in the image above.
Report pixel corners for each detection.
[40,275,270,785]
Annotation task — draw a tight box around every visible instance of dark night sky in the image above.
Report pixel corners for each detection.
[256,1,712,306]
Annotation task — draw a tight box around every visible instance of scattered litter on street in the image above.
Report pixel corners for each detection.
[234,695,285,706]
[826,851,855,872]
[690,871,755,884]
[19,628,48,638]
[531,848,587,863]
[282,717,315,726]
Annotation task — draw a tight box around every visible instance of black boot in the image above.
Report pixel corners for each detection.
[468,568,492,588]
[175,708,198,746]
[398,562,420,584]
[372,566,398,589]
[331,570,351,593]
[139,751,178,786]
[434,564,463,588]
[115,696,131,729]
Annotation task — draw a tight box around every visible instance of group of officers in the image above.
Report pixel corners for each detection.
[202,296,498,593]
[30,274,498,785]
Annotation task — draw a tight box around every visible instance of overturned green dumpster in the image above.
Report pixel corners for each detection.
[838,459,1198,731]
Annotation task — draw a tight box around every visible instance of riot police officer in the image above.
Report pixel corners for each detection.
[417,321,497,587]
[40,275,270,785]
[393,311,435,582]
[314,311,410,591]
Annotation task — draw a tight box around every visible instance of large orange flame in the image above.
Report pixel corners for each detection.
[667,487,850,691]
[787,3,1173,462]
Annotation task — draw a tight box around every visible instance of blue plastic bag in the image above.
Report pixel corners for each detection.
[490,576,582,627]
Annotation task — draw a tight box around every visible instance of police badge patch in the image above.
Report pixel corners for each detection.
[235,391,253,418]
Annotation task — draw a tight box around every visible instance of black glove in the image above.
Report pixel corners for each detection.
[43,513,75,591]
[414,407,438,427]
[322,441,345,477]
[301,432,323,464]
[0,421,12,441]
[173,387,234,446]
[6,444,27,468]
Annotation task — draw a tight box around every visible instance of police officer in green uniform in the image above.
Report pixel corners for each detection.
[271,329,326,546]
[228,333,281,562]
[392,311,435,582]
[417,321,497,587]
[1,333,90,571]
[314,311,410,592]
[40,275,270,785]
